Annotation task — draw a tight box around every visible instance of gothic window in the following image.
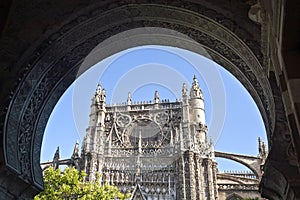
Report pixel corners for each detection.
[128,119,162,146]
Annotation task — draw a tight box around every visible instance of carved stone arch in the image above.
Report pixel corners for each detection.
[2,2,274,198]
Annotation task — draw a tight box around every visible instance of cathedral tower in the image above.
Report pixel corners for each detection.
[81,84,106,181]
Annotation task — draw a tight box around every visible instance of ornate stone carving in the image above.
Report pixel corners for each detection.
[190,75,203,99]
[154,111,169,125]
[2,2,273,198]
[116,114,131,128]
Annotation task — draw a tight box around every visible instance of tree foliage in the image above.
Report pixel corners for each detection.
[34,167,130,200]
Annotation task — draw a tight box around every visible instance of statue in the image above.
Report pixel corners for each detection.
[96,84,102,96]
[182,83,188,96]
[95,84,106,104]
[100,89,106,101]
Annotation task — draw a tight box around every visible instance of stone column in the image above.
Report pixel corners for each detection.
[195,154,203,199]
[89,153,98,182]
[206,159,215,199]
[187,151,196,200]
[212,161,219,199]
[176,155,186,200]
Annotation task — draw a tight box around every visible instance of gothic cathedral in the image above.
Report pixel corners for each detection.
[43,76,266,200]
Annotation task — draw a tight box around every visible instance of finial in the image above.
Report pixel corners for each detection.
[127,92,132,105]
[53,146,60,160]
[193,74,197,81]
[258,137,262,156]
[154,90,159,103]
[52,146,60,169]
[72,141,79,158]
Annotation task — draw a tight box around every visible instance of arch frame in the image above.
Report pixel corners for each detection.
[1,3,274,197]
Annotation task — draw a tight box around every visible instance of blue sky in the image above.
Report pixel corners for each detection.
[41,45,267,172]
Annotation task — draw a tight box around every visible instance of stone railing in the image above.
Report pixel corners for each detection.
[106,101,182,112]
[219,171,257,179]
[217,184,259,191]
[106,146,179,157]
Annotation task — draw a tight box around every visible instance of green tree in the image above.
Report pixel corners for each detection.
[34,167,130,200]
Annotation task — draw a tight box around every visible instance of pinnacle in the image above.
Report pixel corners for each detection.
[154,90,159,101]
[193,74,199,84]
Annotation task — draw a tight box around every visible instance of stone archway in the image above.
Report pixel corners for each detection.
[0,1,285,199]
[226,193,242,200]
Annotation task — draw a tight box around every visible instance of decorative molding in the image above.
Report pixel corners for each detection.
[218,184,259,191]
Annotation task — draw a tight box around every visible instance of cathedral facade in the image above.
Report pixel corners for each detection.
[81,75,217,200]
[42,76,266,200]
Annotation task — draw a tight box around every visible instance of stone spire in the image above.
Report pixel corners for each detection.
[72,140,79,159]
[190,75,203,99]
[52,146,60,169]
[53,147,59,161]
[127,92,132,105]
[188,75,207,146]
[71,141,80,170]
[258,137,267,158]
[81,83,107,178]
[182,82,190,123]
[127,92,132,111]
